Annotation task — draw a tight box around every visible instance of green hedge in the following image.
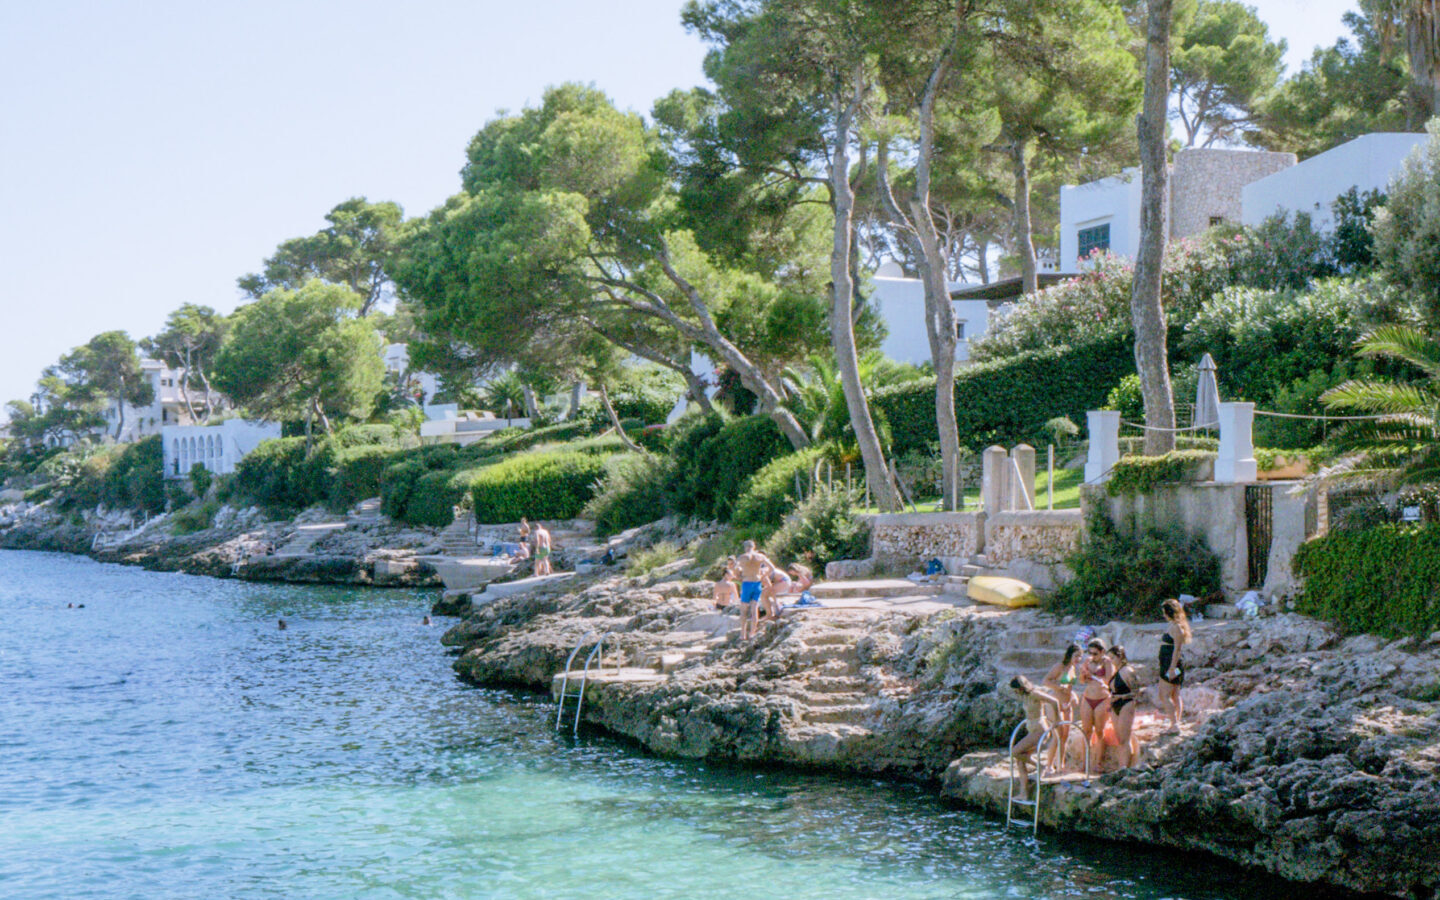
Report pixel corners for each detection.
[583,453,673,536]
[666,413,792,522]
[469,450,609,523]
[1293,523,1440,637]
[230,438,327,511]
[871,334,1135,457]
[100,435,166,515]
[379,444,463,523]
[326,445,397,510]
[731,447,826,535]
[1106,450,1216,497]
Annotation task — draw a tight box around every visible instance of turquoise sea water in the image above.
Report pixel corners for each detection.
[0,550,1347,899]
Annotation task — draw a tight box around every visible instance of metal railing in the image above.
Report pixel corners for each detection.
[1005,718,1090,835]
[554,631,620,736]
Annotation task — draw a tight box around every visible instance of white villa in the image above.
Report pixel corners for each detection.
[98,358,204,443]
[162,420,281,480]
[1057,134,1427,273]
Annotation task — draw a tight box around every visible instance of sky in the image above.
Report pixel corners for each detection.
[0,0,1361,414]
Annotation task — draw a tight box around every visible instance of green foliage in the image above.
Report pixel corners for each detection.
[666,413,791,522]
[188,463,213,499]
[1171,0,1286,147]
[1374,124,1440,327]
[730,447,827,534]
[627,540,681,576]
[469,450,609,523]
[1048,512,1221,622]
[1103,374,1145,422]
[170,498,220,536]
[1105,450,1217,497]
[326,445,396,511]
[872,334,1135,457]
[763,485,871,571]
[1293,523,1440,637]
[583,453,674,536]
[99,435,166,515]
[229,438,323,512]
[606,365,684,424]
[378,444,462,522]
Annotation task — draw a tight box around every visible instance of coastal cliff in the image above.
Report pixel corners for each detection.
[442,571,1440,899]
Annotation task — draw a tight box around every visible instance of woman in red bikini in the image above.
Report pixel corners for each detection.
[1077,637,1114,777]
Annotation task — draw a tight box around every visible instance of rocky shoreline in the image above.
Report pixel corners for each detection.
[0,500,444,587]
[441,568,1440,900]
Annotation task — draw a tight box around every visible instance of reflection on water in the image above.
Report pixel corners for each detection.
[0,550,1355,899]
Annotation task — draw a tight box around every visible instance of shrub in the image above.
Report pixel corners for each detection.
[1105,450,1216,497]
[379,445,460,520]
[764,485,871,570]
[666,413,791,522]
[330,423,407,448]
[871,334,1136,457]
[1293,523,1440,637]
[326,444,398,511]
[607,365,684,424]
[170,498,220,535]
[227,438,319,511]
[627,540,681,576]
[1047,511,1221,622]
[583,453,674,536]
[404,468,467,527]
[100,435,165,515]
[188,463,214,498]
[731,447,827,534]
[470,450,609,523]
[1373,121,1440,325]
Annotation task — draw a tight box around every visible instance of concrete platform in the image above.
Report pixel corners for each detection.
[550,666,666,699]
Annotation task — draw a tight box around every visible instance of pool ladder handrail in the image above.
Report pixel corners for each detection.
[1005,718,1089,835]
[554,630,620,735]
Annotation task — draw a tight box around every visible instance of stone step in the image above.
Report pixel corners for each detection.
[799,676,870,694]
[782,689,869,708]
[797,630,863,647]
[997,648,1064,672]
[1001,627,1080,650]
[808,659,862,677]
[804,704,879,724]
[809,579,941,600]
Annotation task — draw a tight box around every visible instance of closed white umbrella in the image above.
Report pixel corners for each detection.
[1194,353,1220,429]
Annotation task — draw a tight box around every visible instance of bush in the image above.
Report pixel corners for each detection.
[607,366,684,425]
[1047,511,1221,622]
[326,444,398,510]
[872,334,1136,457]
[229,438,330,512]
[666,413,792,522]
[100,435,165,515]
[627,540,681,576]
[1293,522,1440,637]
[764,485,871,570]
[404,468,469,527]
[583,453,674,536]
[1106,450,1216,496]
[188,463,214,498]
[731,447,826,534]
[469,450,609,523]
[1373,121,1440,325]
[170,498,220,535]
[379,445,461,520]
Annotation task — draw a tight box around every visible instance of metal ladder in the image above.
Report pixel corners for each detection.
[1005,719,1089,835]
[554,631,618,736]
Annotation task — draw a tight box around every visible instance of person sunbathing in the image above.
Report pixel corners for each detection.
[713,569,738,611]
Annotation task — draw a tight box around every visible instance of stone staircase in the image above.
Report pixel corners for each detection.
[273,521,348,557]
[348,497,383,525]
[438,516,481,556]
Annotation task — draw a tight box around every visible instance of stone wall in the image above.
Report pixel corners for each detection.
[984,510,1082,566]
[1169,147,1295,239]
[867,511,984,568]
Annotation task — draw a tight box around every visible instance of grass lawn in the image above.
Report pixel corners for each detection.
[854,465,1085,514]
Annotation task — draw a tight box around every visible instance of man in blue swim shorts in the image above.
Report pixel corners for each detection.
[736,540,776,640]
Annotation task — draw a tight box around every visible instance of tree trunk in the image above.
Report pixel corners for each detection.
[521,384,539,420]
[1131,0,1178,456]
[598,382,645,453]
[830,70,901,512]
[113,390,125,441]
[976,238,990,284]
[1010,137,1038,295]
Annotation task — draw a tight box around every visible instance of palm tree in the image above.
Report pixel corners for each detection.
[482,372,527,425]
[782,351,922,447]
[1321,324,1440,483]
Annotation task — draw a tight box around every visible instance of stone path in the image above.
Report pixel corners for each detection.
[273,522,348,557]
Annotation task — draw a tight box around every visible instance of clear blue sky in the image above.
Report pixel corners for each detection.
[0,0,1357,413]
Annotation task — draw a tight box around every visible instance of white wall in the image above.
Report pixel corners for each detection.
[1059,169,1142,274]
[870,275,985,366]
[163,420,282,479]
[1242,133,1428,229]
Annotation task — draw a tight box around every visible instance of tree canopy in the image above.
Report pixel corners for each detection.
[1172,0,1287,147]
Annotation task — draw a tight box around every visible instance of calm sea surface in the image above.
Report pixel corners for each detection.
[0,550,1337,899]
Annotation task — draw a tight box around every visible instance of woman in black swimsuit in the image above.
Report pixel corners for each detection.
[1106,645,1140,768]
[1158,598,1192,729]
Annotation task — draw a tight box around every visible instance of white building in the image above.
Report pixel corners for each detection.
[1058,147,1296,273]
[98,358,203,443]
[162,420,282,480]
[1241,132,1428,229]
[869,266,993,365]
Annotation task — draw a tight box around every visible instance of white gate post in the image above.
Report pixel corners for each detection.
[1216,401,1257,483]
[1084,410,1121,483]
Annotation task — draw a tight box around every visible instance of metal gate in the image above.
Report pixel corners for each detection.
[1245,485,1273,588]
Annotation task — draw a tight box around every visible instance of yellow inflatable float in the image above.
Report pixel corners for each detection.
[966,575,1039,608]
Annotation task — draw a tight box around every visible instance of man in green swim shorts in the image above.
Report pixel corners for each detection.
[533,521,552,575]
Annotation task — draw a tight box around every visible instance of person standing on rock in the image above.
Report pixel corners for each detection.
[533,522,552,576]
[1158,598,1192,729]
[1042,644,1081,773]
[1008,676,1062,800]
[1106,645,1141,768]
[759,562,790,623]
[736,540,776,640]
[1077,638,1114,777]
